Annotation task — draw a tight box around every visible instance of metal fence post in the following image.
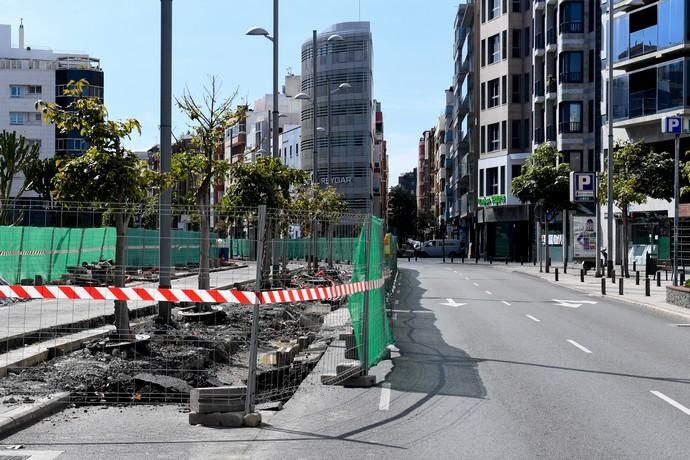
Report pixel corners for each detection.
[246,204,267,415]
[361,217,372,376]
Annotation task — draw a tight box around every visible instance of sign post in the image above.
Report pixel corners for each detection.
[662,116,683,286]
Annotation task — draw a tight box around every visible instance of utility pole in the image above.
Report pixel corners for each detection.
[311,30,318,185]
[607,0,615,278]
[272,0,279,158]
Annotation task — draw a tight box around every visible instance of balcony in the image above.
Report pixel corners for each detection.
[535,0,545,10]
[546,125,556,142]
[559,72,583,84]
[629,88,657,118]
[546,28,557,52]
[534,33,545,57]
[560,21,584,34]
[546,79,557,99]
[559,121,583,134]
[534,127,545,144]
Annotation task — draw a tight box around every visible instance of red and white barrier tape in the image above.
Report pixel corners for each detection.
[0,278,385,305]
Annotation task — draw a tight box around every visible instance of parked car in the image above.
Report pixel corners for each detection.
[415,239,463,258]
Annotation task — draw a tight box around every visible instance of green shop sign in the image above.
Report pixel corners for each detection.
[478,194,507,206]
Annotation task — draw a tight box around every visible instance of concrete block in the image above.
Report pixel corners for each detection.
[192,386,247,398]
[320,373,339,385]
[190,386,247,413]
[243,412,262,427]
[336,361,362,377]
[189,411,244,427]
[305,303,331,315]
[343,374,377,388]
[191,400,245,414]
[276,343,300,367]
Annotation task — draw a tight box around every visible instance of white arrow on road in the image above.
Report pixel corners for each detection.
[552,299,598,308]
[440,298,467,307]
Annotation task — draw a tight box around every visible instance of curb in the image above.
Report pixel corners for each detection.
[509,268,690,322]
[0,392,70,439]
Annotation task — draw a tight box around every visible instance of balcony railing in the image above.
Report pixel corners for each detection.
[535,33,545,50]
[546,28,556,45]
[535,80,545,97]
[629,26,658,59]
[547,79,557,93]
[534,127,545,144]
[559,72,583,84]
[546,125,556,141]
[559,121,583,133]
[629,89,657,118]
[560,21,584,34]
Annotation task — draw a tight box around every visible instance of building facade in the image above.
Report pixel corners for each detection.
[398,169,417,196]
[300,22,374,214]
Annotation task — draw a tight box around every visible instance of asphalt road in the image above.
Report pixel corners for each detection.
[3,260,690,459]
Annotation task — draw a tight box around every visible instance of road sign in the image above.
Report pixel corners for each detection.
[570,172,596,203]
[662,116,683,134]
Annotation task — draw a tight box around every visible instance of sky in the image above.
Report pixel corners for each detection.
[1,0,459,187]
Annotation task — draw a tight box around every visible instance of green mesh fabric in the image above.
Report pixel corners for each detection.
[348,217,393,369]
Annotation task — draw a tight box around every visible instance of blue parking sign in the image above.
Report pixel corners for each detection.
[570,172,596,203]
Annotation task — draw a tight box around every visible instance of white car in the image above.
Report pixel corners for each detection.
[416,239,463,258]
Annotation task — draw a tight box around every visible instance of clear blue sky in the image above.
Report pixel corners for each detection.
[2,0,459,186]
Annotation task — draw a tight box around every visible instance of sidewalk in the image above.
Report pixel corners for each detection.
[483,260,690,321]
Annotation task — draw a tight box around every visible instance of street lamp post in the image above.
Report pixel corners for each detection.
[607,0,615,278]
[246,0,279,159]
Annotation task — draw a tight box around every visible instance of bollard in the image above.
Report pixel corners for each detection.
[555,268,559,282]
[619,278,623,295]
[505,257,508,265]
[533,259,537,266]
[657,271,661,287]
[645,277,651,296]
[636,270,640,286]
[681,272,686,285]
[580,269,584,283]
[450,255,454,264]
[612,269,616,284]
[601,278,606,295]
[490,257,493,264]
[564,263,567,274]
[407,256,411,262]
[633,261,636,272]
[521,257,524,266]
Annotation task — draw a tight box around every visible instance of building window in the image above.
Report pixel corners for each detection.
[588,49,594,82]
[486,167,499,195]
[512,0,521,12]
[481,82,487,109]
[488,123,500,151]
[512,30,521,57]
[488,78,500,108]
[502,31,507,60]
[9,112,23,125]
[10,85,24,97]
[500,165,506,194]
[481,39,486,67]
[512,74,522,103]
[562,150,583,171]
[559,101,583,133]
[560,1,584,34]
[488,0,500,20]
[559,51,583,83]
[488,34,500,64]
[588,99,594,132]
[524,72,531,102]
[512,164,522,181]
[501,121,507,150]
[502,0,508,14]
[524,27,531,56]
[512,120,522,148]
[480,169,485,196]
[481,125,486,153]
[502,75,507,104]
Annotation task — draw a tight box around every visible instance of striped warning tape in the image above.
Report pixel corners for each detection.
[0,278,385,305]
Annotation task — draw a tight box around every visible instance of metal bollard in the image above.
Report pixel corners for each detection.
[619,278,623,295]
[636,270,640,286]
[490,257,493,264]
[601,278,606,295]
[612,269,616,284]
[521,257,524,266]
[555,268,559,282]
[633,261,636,272]
[580,269,584,283]
[645,277,651,296]
[564,263,567,274]
[450,255,454,264]
[657,271,661,287]
[505,257,508,265]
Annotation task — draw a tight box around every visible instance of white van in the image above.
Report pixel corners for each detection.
[416,239,463,258]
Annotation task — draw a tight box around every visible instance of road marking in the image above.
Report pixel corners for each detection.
[501,300,511,306]
[473,282,479,287]
[379,383,391,411]
[553,299,598,309]
[526,314,541,322]
[440,298,467,307]
[390,309,434,314]
[465,277,470,280]
[670,323,690,327]
[650,390,690,415]
[485,290,493,295]
[453,270,458,273]
[567,339,592,354]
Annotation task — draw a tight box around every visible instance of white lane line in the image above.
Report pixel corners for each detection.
[465,277,470,280]
[650,390,690,415]
[567,339,592,354]
[379,383,391,411]
[473,282,479,287]
[526,314,541,322]
[501,300,511,306]
[485,290,493,295]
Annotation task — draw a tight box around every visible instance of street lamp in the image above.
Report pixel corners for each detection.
[246,0,279,163]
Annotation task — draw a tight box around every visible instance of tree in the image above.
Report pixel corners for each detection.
[388,185,417,242]
[599,141,673,276]
[289,184,347,219]
[38,80,159,340]
[0,130,40,223]
[175,77,242,291]
[512,143,571,266]
[24,156,57,202]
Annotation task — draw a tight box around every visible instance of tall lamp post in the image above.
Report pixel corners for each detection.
[246,0,279,159]
[607,0,615,278]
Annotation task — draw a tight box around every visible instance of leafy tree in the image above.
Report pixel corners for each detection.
[24,156,57,202]
[38,80,159,340]
[512,143,571,266]
[175,77,241,291]
[599,141,673,276]
[289,184,347,221]
[388,185,417,242]
[0,130,40,223]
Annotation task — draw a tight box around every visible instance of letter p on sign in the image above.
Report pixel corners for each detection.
[578,175,591,190]
[663,116,683,134]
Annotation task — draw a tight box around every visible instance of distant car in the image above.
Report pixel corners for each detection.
[397,244,415,258]
[415,239,463,258]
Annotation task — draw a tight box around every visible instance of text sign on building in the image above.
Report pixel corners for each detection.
[662,116,683,134]
[570,172,596,203]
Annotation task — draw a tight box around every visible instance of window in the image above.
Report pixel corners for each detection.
[9,112,23,125]
[481,125,486,153]
[488,123,500,151]
[480,169,485,196]
[560,1,584,34]
[512,164,522,181]
[524,72,530,102]
[511,120,521,149]
[486,167,499,194]
[503,0,507,14]
[512,0,521,12]
[10,85,24,97]
[28,85,41,94]
[482,0,487,22]
[512,30,521,57]
[488,78,500,108]
[481,82,487,109]
[488,0,500,20]
[588,49,594,82]
[488,34,500,64]
[588,0,595,32]
[524,27,531,56]
[501,121,507,150]
[502,31,507,60]
[502,75,507,104]
[512,74,522,103]
[559,51,583,83]
[500,165,506,194]
[481,39,486,66]
[524,118,530,145]
[559,101,583,133]
[562,150,583,171]
[588,100,594,132]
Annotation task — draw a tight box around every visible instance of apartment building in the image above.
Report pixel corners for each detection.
[398,170,417,196]
[0,22,102,197]
[602,0,686,264]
